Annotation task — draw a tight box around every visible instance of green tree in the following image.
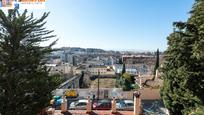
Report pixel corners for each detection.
[79,71,84,88]
[161,0,204,114]
[122,78,131,91]
[190,105,204,115]
[186,0,204,108]
[188,0,204,33]
[72,56,76,66]
[122,63,126,74]
[153,49,159,76]
[118,58,123,64]
[116,64,135,91]
[122,73,131,83]
[0,10,62,115]
[115,73,132,91]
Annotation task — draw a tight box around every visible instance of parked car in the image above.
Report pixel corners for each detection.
[69,99,88,110]
[124,100,134,111]
[116,100,126,110]
[93,100,111,110]
[50,96,62,109]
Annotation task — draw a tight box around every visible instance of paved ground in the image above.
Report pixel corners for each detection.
[54,110,134,115]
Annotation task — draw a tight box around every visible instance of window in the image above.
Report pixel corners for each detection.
[77,102,87,106]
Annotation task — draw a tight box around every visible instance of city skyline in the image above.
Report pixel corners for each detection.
[31,0,193,51]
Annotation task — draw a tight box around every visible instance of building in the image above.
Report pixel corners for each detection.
[46,63,73,75]
[113,64,137,75]
[86,60,104,66]
[121,55,157,75]
[104,56,115,65]
[87,65,115,75]
[52,58,62,65]
[1,0,12,7]
[73,65,87,75]
[113,64,150,75]
[122,55,155,65]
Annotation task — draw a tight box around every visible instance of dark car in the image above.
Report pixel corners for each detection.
[93,100,111,110]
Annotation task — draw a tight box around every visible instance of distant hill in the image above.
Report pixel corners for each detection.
[53,47,164,55]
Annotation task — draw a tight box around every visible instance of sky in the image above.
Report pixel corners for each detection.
[33,0,194,51]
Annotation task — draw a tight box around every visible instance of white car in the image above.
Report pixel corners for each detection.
[124,100,134,111]
[69,99,88,110]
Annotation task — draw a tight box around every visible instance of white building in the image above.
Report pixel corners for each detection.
[112,64,149,75]
[73,65,87,75]
[87,65,115,75]
[86,60,104,66]
[46,63,73,75]
[113,64,138,75]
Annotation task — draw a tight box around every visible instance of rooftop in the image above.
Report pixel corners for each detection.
[88,65,107,68]
[122,55,155,58]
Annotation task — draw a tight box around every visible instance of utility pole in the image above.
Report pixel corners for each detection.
[138,72,142,89]
[97,70,100,101]
[139,74,142,89]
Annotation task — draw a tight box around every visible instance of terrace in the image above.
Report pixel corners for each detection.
[45,90,169,115]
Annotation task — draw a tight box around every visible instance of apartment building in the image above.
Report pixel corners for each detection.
[87,65,115,75]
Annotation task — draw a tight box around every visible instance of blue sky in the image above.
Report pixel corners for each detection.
[34,0,194,51]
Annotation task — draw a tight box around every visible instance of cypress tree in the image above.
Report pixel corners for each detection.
[122,63,126,75]
[153,49,159,78]
[79,71,84,88]
[118,58,123,64]
[187,0,204,107]
[72,56,76,66]
[0,10,62,115]
[123,78,131,91]
[161,0,204,114]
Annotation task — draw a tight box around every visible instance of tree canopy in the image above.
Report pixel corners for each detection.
[153,49,159,76]
[0,10,62,115]
[122,63,126,75]
[161,0,204,114]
